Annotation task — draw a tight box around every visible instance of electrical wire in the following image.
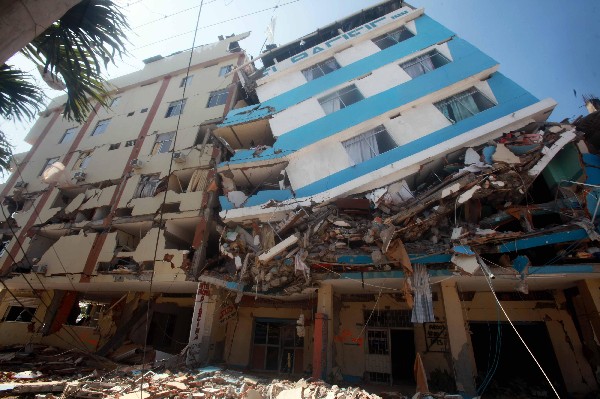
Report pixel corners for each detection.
[140,0,206,379]
[478,255,561,398]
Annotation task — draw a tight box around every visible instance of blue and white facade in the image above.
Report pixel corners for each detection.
[215,3,555,222]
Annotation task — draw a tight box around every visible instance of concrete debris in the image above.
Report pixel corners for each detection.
[206,123,594,298]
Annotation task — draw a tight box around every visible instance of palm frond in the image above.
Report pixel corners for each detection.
[0,64,46,122]
[21,0,130,123]
[0,130,14,174]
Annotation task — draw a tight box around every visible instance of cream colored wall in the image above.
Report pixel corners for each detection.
[223,306,312,370]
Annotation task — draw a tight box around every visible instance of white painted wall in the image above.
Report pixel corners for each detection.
[269,99,326,137]
[256,70,306,101]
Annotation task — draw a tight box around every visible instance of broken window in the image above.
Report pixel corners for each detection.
[59,127,77,144]
[151,132,175,155]
[0,238,11,257]
[39,157,60,176]
[342,125,397,164]
[125,139,137,147]
[2,306,36,322]
[179,75,193,88]
[91,118,111,136]
[400,50,450,78]
[207,89,229,108]
[165,99,186,118]
[134,174,161,198]
[302,58,340,81]
[434,87,495,124]
[318,84,364,115]
[372,26,414,50]
[219,65,233,76]
[109,143,121,150]
[73,151,92,170]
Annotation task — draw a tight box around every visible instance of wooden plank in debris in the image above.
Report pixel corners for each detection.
[9,381,66,394]
[334,198,370,215]
[258,234,299,262]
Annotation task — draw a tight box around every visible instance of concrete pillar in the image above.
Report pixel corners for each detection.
[578,279,600,340]
[441,280,476,396]
[187,282,217,366]
[313,283,334,380]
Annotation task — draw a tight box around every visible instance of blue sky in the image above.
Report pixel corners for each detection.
[1,0,598,160]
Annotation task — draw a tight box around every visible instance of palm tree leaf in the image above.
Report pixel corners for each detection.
[0,64,46,122]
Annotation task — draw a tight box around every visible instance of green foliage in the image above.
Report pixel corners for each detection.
[0,130,14,173]
[21,0,130,123]
[0,65,46,122]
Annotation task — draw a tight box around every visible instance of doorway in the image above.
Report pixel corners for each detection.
[391,329,416,385]
[251,319,304,374]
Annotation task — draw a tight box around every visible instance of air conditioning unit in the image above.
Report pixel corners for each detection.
[173,152,186,163]
[14,181,27,189]
[130,159,144,169]
[31,264,47,274]
[73,171,86,181]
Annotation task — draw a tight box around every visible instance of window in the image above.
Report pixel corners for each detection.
[0,239,11,257]
[59,127,77,144]
[110,97,121,107]
[219,65,233,76]
[134,174,161,198]
[373,26,414,50]
[151,132,175,154]
[434,87,495,124]
[318,84,364,115]
[367,329,389,355]
[165,99,186,117]
[180,75,193,88]
[125,139,137,147]
[141,108,148,113]
[127,111,135,117]
[39,157,60,176]
[342,125,397,164]
[73,152,92,170]
[109,143,121,150]
[2,306,36,322]
[91,119,111,136]
[207,89,229,108]
[302,58,340,81]
[400,50,450,78]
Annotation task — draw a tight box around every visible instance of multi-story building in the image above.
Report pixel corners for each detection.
[201,1,600,397]
[0,33,247,359]
[2,1,600,398]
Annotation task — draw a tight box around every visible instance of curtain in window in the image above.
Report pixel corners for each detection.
[343,130,379,164]
[321,96,343,114]
[403,53,435,78]
[411,264,435,323]
[439,92,479,123]
[302,68,314,81]
[136,177,160,198]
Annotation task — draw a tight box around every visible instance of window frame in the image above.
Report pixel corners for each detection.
[318,84,364,115]
[134,174,161,198]
[399,49,451,78]
[91,118,111,136]
[73,151,93,170]
[206,89,229,108]
[59,127,77,144]
[372,26,415,50]
[180,75,194,88]
[165,99,186,118]
[342,125,397,165]
[39,157,60,176]
[434,87,496,124]
[109,97,121,107]
[219,65,233,77]
[301,57,341,81]
[151,132,176,155]
[125,139,137,147]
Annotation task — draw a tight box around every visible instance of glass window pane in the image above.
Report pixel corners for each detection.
[373,26,414,50]
[434,88,495,124]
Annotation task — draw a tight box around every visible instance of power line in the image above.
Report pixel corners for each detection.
[131,0,300,51]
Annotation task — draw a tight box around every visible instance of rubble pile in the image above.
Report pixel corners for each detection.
[208,123,594,294]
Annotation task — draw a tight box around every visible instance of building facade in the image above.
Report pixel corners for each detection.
[2,1,600,398]
[0,33,246,358]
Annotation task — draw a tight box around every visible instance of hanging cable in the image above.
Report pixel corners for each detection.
[140,0,206,376]
[478,255,561,398]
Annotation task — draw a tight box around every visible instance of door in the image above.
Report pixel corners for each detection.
[390,329,416,385]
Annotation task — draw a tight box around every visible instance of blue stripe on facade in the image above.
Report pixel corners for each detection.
[295,73,538,196]
[498,228,588,253]
[220,15,456,127]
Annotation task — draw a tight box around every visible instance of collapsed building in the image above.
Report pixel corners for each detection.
[1,1,600,398]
